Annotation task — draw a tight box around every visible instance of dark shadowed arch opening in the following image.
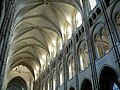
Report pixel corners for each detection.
[69,87,75,90]
[81,79,92,90]
[100,66,120,90]
[104,0,110,7]
[7,76,27,90]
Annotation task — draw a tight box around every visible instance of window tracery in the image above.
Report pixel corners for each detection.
[53,72,56,90]
[95,28,110,58]
[68,55,75,79]
[79,42,89,71]
[56,38,62,52]
[116,12,120,36]
[73,11,82,28]
[89,0,97,10]
[47,79,50,90]
[59,63,64,86]
[76,12,82,27]
[42,83,45,90]
[82,0,97,16]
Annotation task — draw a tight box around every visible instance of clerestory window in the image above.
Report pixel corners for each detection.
[59,63,64,86]
[82,0,97,16]
[47,80,49,90]
[53,72,56,90]
[89,0,97,10]
[75,12,82,27]
[79,42,89,71]
[42,83,45,90]
[68,55,75,80]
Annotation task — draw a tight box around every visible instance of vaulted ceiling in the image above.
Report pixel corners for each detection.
[7,0,83,79]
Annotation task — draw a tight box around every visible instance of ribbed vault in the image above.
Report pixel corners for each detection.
[7,76,27,90]
[7,0,82,80]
